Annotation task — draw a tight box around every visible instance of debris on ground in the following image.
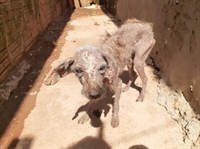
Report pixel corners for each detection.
[0,61,31,101]
[155,80,200,149]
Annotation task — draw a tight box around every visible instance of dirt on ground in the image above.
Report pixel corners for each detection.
[0,7,199,149]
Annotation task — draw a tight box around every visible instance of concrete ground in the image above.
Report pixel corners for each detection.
[1,7,191,149]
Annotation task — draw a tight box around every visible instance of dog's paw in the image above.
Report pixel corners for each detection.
[122,85,130,92]
[44,72,60,86]
[136,96,144,102]
[78,113,90,124]
[111,116,119,128]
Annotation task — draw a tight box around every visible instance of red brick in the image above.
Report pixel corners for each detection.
[0,49,8,63]
[11,46,23,63]
[0,65,12,83]
[7,39,21,54]
[0,57,11,74]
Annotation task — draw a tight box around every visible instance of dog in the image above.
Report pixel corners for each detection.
[44,19,156,128]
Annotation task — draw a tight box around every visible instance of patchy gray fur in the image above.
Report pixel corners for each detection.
[44,18,156,128]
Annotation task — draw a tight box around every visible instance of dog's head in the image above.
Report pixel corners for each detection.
[44,45,117,100]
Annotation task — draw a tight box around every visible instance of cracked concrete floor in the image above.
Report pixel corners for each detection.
[11,7,191,149]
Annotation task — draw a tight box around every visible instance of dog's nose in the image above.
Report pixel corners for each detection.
[89,90,100,99]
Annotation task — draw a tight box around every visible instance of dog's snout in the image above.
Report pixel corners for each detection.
[89,90,101,99]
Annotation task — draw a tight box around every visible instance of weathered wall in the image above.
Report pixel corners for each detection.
[115,0,200,113]
[0,0,67,84]
[105,0,117,15]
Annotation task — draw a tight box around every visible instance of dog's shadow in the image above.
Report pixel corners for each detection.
[120,70,142,93]
[72,91,114,127]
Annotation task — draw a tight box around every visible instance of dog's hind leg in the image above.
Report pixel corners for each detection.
[134,39,156,102]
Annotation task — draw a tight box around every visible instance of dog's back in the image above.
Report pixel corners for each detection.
[101,18,155,74]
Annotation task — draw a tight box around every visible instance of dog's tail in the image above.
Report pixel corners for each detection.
[99,30,112,43]
[105,30,112,38]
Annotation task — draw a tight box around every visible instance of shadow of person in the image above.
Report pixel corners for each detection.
[63,120,111,149]
[72,90,114,127]
[128,144,149,149]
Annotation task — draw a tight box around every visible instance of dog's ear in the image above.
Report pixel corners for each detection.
[102,54,117,84]
[44,58,74,86]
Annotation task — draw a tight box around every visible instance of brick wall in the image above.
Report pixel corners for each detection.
[0,0,67,84]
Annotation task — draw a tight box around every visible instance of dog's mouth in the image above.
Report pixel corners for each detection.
[81,82,108,100]
[89,94,101,99]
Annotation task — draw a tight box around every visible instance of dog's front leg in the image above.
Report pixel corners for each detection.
[78,101,94,124]
[111,78,122,128]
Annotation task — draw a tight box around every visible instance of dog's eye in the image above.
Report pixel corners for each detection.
[99,65,106,72]
[75,68,83,74]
